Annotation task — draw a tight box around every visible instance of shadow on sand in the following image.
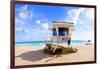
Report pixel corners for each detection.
[15,49,55,62]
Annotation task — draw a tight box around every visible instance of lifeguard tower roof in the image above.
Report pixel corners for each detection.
[51,21,74,28]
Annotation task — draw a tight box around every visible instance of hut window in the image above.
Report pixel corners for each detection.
[53,28,57,36]
[58,28,68,36]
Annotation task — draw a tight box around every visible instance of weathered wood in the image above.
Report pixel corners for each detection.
[44,43,77,54]
[44,43,64,54]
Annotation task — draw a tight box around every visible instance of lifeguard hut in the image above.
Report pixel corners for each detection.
[44,21,75,54]
[49,21,74,43]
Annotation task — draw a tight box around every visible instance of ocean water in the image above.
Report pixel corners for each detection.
[15,40,88,48]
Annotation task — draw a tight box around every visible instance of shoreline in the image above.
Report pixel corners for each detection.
[15,45,94,66]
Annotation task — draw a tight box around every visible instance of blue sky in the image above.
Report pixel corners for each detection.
[15,4,94,43]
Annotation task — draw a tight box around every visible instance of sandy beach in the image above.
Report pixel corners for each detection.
[15,45,94,66]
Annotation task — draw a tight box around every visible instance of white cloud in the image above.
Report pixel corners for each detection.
[66,8,84,24]
[15,18,25,32]
[18,5,33,20]
[15,5,50,41]
[21,26,51,41]
[41,22,49,30]
[66,8,94,24]
[15,5,34,32]
[66,8,94,42]
[15,19,50,41]
[86,9,94,20]
[36,20,41,24]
